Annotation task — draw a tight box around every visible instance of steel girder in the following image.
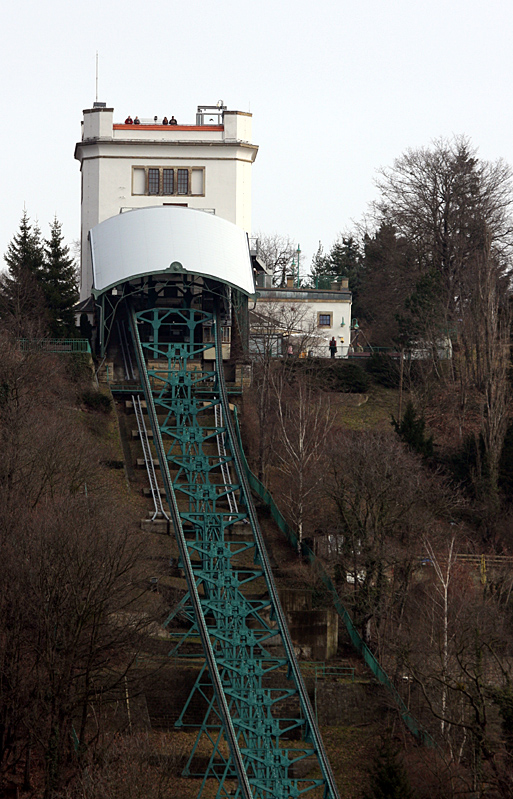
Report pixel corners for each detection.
[132,302,339,799]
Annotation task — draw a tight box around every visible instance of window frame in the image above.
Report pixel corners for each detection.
[203,325,231,344]
[176,168,189,195]
[147,168,160,195]
[162,168,174,195]
[132,166,205,197]
[317,312,333,327]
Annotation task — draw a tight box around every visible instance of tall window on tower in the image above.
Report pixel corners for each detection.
[177,169,189,195]
[132,167,204,196]
[148,169,160,195]
[162,169,174,194]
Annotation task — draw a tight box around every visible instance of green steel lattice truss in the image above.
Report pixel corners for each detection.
[130,303,339,799]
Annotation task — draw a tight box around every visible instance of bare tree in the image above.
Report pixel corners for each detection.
[403,558,513,795]
[372,136,513,369]
[254,232,297,287]
[421,534,458,738]
[0,330,149,797]
[66,733,195,799]
[250,300,318,359]
[270,370,335,553]
[460,229,511,517]
[323,430,455,649]
[248,300,317,481]
[374,137,513,293]
[33,499,145,797]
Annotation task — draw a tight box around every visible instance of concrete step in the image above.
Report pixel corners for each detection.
[132,428,153,438]
[143,487,166,497]
[136,458,160,468]
[140,517,172,534]
[126,399,147,410]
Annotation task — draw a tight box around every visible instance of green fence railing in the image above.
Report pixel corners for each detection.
[233,407,435,748]
[301,662,355,682]
[18,338,92,354]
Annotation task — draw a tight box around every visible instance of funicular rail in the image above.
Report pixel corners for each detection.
[126,297,340,799]
[117,321,170,522]
[128,303,253,799]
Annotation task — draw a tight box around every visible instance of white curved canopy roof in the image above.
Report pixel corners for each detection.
[89,206,255,296]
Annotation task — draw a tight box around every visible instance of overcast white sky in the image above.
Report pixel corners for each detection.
[2,0,513,276]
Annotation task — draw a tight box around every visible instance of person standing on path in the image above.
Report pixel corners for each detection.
[329,337,337,358]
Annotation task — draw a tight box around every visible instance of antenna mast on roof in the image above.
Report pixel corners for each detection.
[93,52,106,108]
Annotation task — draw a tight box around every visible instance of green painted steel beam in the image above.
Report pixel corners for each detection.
[130,298,340,799]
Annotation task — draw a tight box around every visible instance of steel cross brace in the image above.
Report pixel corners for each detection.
[134,303,339,799]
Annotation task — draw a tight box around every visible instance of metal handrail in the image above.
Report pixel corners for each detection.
[18,338,92,353]
[301,662,355,681]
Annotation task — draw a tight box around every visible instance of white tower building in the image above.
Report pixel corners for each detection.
[75,103,258,300]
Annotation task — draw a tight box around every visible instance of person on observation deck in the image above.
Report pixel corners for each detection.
[169,115,177,125]
[125,115,133,124]
[134,116,140,125]
[329,337,337,358]
[162,116,169,125]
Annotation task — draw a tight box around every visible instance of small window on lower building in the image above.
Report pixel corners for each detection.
[318,313,332,327]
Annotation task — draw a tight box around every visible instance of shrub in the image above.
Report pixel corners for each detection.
[363,737,416,799]
[392,401,433,457]
[331,362,370,393]
[284,358,370,393]
[81,390,112,413]
[65,352,94,383]
[365,353,400,388]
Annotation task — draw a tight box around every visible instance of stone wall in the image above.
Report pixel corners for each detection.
[279,589,338,660]
[315,681,389,727]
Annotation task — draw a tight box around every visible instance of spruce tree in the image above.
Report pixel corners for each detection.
[392,401,434,457]
[41,217,79,337]
[1,210,47,336]
[4,210,45,279]
[309,235,364,315]
[363,737,415,799]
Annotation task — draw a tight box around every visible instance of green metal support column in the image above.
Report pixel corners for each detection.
[130,298,340,799]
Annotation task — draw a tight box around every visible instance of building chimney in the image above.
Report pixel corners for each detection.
[286,276,294,289]
[341,278,349,289]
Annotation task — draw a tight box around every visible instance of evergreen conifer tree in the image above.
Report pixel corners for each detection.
[392,401,434,457]
[41,217,79,337]
[363,737,415,799]
[1,210,47,336]
[4,210,45,280]
[309,235,364,315]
